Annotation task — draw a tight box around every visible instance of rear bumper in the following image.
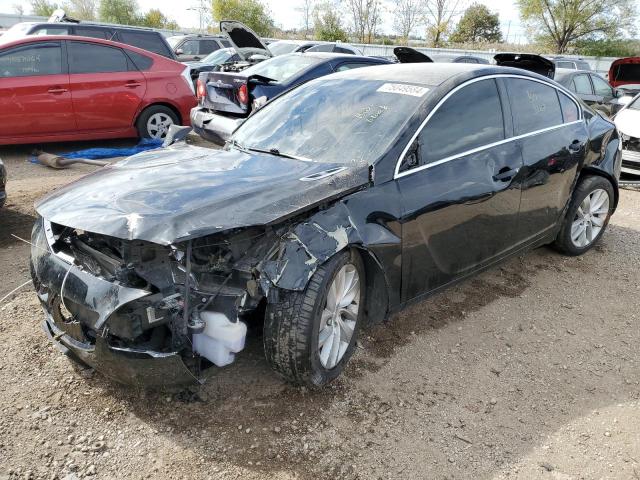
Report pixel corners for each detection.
[621,148,640,175]
[190,107,244,146]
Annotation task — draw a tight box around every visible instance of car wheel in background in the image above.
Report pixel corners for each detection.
[136,105,179,140]
[263,249,365,387]
[554,175,614,256]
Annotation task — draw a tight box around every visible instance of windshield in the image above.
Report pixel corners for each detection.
[232,76,431,165]
[242,54,321,83]
[201,48,234,64]
[628,95,640,110]
[268,41,300,56]
[166,36,183,48]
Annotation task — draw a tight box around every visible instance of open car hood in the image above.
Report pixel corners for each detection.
[609,57,640,87]
[220,20,272,61]
[494,53,555,79]
[35,144,369,245]
[394,47,433,64]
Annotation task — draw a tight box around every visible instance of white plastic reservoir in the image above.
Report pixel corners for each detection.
[192,312,247,367]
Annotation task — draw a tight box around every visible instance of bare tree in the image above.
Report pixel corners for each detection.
[346,0,383,43]
[63,0,97,19]
[393,0,423,44]
[296,0,316,39]
[13,3,25,14]
[424,0,464,47]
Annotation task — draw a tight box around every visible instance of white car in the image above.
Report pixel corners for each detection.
[614,93,640,178]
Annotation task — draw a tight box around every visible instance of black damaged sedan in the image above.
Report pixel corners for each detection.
[31,63,621,388]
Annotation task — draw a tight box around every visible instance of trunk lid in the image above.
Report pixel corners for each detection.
[494,53,555,79]
[394,47,433,64]
[220,20,272,62]
[199,70,274,115]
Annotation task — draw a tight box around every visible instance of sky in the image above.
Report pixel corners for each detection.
[0,0,530,43]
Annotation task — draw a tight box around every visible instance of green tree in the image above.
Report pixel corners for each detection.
[211,0,274,36]
[99,0,141,25]
[142,8,168,28]
[313,2,348,41]
[575,38,639,57]
[30,0,59,17]
[517,0,638,54]
[423,0,464,47]
[450,3,502,43]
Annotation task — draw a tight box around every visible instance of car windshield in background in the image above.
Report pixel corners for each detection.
[267,41,300,56]
[202,47,234,64]
[0,23,31,43]
[233,77,431,165]
[242,54,321,83]
[628,95,640,110]
[166,36,183,48]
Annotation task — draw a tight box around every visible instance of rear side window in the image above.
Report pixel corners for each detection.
[419,78,504,165]
[572,74,592,95]
[335,46,355,54]
[179,40,199,55]
[558,92,579,122]
[125,50,153,70]
[32,26,70,36]
[0,42,62,77]
[117,31,172,57]
[74,27,109,39]
[591,75,612,96]
[221,40,231,48]
[556,61,574,69]
[576,61,591,71]
[199,40,220,55]
[68,42,129,74]
[507,78,563,135]
[335,62,370,72]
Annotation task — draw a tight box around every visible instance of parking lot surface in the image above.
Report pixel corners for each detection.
[1,144,639,479]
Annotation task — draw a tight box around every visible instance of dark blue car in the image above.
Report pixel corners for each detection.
[191,52,390,145]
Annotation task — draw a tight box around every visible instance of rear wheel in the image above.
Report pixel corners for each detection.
[263,250,364,387]
[136,105,179,140]
[554,175,614,255]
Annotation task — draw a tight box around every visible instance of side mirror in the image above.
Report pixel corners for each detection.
[175,48,184,55]
[614,88,624,98]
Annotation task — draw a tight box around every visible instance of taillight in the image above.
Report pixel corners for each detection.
[196,79,206,99]
[237,84,249,105]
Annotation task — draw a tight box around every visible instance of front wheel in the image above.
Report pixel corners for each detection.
[554,175,614,255]
[263,250,365,387]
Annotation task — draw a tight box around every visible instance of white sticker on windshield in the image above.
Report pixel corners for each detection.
[377,83,429,97]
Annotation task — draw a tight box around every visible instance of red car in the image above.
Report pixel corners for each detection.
[0,35,196,145]
[609,57,640,89]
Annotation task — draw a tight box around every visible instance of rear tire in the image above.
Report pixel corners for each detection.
[263,250,365,387]
[136,105,179,140]
[553,175,614,256]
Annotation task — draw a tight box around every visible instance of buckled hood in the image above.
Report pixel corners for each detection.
[35,144,369,245]
[220,20,272,61]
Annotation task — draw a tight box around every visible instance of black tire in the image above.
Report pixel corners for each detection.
[135,105,179,139]
[263,249,365,387]
[554,175,614,256]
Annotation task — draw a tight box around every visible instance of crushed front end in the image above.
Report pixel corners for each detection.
[30,218,275,388]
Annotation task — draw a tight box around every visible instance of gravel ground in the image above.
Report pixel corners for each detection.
[0,142,639,480]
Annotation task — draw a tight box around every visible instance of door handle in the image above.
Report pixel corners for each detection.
[48,87,68,94]
[492,167,518,182]
[125,81,142,88]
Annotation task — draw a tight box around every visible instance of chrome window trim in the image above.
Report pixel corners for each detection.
[393,73,583,180]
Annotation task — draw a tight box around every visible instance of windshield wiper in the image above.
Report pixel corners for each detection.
[245,146,311,162]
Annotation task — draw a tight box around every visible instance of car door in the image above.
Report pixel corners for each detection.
[395,78,523,302]
[0,40,75,139]
[505,77,587,241]
[590,74,616,115]
[67,40,146,132]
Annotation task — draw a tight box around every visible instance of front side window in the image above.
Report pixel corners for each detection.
[74,27,108,39]
[335,62,369,72]
[418,78,504,165]
[591,75,613,96]
[179,40,199,55]
[572,74,592,95]
[68,42,129,74]
[267,41,300,56]
[507,78,563,135]
[0,42,62,77]
[199,40,220,55]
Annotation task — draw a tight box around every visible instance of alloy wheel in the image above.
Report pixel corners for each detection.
[570,188,610,248]
[146,113,174,139]
[318,263,360,369]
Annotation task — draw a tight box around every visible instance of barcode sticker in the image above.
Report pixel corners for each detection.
[377,83,429,97]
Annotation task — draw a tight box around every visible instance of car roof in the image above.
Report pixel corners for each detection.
[332,62,555,86]
[296,51,383,61]
[0,34,177,61]
[25,21,160,33]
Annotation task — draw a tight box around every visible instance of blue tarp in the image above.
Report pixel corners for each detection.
[31,138,163,163]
